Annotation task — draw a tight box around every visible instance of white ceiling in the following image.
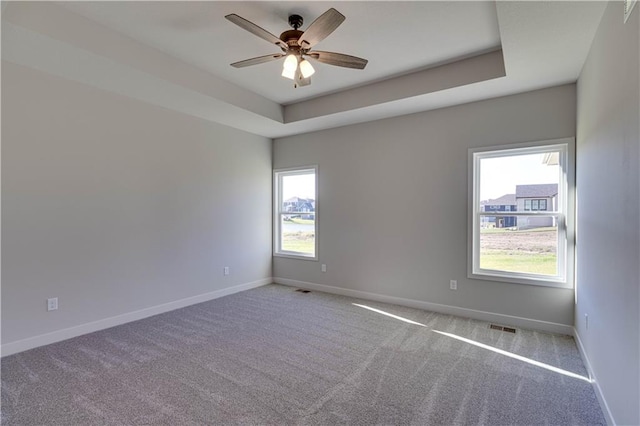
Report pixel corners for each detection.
[2,1,607,138]
[59,1,502,105]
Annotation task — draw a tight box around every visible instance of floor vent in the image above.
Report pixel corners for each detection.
[295,289,311,293]
[490,324,516,333]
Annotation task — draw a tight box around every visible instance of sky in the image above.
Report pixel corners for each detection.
[480,153,559,200]
[282,173,315,200]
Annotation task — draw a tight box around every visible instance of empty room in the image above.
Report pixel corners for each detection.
[1,1,638,425]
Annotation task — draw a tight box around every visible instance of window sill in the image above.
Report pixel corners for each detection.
[468,270,573,289]
[274,252,318,261]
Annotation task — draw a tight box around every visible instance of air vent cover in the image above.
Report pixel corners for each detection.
[490,324,517,334]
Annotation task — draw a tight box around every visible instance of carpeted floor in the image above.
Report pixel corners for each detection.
[1,284,604,425]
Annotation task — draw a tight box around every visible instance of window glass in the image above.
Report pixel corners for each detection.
[470,140,573,287]
[274,167,317,259]
[479,216,558,275]
[532,199,539,210]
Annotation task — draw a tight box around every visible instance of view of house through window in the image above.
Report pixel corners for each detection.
[470,141,572,286]
[274,167,317,259]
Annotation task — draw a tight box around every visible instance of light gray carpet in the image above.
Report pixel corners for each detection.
[2,284,604,425]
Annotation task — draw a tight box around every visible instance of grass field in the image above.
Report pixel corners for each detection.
[281,232,315,253]
[480,227,557,275]
[480,250,557,274]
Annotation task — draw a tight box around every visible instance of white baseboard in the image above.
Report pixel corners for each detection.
[0,278,272,358]
[573,328,616,426]
[273,277,574,335]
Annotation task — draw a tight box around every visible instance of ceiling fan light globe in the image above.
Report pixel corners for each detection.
[283,54,299,71]
[299,59,315,78]
[281,67,296,80]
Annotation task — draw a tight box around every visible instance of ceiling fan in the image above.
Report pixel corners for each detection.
[225,8,368,88]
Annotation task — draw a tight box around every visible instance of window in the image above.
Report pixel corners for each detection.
[274,166,317,259]
[468,139,574,287]
[525,199,547,211]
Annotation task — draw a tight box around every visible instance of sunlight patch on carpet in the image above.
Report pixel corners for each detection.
[352,303,427,327]
[432,330,592,383]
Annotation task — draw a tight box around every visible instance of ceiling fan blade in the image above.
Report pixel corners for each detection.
[225,14,288,50]
[230,53,285,68]
[298,8,345,49]
[307,51,368,69]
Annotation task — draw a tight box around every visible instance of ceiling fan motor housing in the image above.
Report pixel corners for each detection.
[283,15,305,50]
[279,29,304,49]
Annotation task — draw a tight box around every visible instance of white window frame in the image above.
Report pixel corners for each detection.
[274,165,318,260]
[468,138,575,288]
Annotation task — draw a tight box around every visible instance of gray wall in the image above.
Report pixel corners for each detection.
[274,84,576,326]
[575,1,639,424]
[1,61,273,345]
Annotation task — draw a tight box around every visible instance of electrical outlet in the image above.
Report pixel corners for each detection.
[585,313,588,330]
[47,297,58,311]
[223,266,230,276]
[450,280,457,290]
[321,264,327,272]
